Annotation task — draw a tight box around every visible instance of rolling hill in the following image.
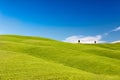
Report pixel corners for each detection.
[0,35,120,80]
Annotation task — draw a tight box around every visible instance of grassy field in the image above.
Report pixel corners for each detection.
[0,35,120,80]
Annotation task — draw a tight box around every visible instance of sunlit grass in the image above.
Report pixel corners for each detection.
[0,35,120,80]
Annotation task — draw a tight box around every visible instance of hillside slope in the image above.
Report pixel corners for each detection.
[0,35,120,80]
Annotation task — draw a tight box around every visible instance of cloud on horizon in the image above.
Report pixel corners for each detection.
[63,35,105,44]
[112,40,120,43]
[64,26,120,44]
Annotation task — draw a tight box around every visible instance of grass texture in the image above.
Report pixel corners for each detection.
[0,35,120,80]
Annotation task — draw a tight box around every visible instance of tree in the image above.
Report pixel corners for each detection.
[78,40,80,43]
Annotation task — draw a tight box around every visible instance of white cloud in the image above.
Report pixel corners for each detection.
[112,40,120,43]
[63,35,105,44]
[103,26,120,36]
[112,26,120,32]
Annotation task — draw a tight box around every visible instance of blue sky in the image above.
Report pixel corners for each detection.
[0,0,120,43]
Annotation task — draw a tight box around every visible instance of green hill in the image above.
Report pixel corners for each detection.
[0,35,120,80]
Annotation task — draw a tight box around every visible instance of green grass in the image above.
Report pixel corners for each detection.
[0,35,120,80]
